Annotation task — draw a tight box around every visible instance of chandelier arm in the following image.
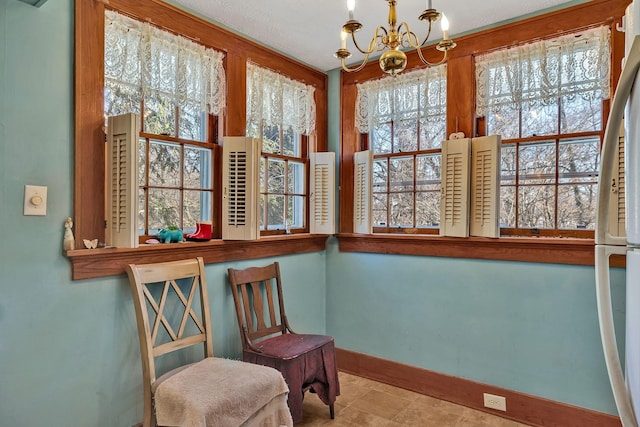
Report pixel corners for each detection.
[418,20,435,47]
[415,44,449,67]
[351,25,388,55]
[397,21,435,49]
[340,51,374,73]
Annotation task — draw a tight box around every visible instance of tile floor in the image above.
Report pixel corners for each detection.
[297,372,530,426]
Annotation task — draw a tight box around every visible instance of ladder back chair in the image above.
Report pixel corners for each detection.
[127,257,292,427]
[227,262,340,423]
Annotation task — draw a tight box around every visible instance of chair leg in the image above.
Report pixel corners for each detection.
[329,403,335,419]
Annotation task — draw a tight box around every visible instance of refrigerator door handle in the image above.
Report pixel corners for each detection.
[596,245,637,426]
[597,35,640,246]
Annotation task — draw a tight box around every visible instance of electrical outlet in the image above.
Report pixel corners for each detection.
[483,393,506,411]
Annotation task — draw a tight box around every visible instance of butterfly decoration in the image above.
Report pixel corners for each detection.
[83,238,99,249]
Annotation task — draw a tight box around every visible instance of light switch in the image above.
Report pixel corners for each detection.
[24,185,48,216]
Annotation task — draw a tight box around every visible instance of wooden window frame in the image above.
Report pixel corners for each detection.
[69,0,328,280]
[337,0,628,266]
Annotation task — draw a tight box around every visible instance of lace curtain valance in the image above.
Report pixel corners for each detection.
[476,26,610,117]
[246,63,316,136]
[105,10,226,116]
[355,65,447,134]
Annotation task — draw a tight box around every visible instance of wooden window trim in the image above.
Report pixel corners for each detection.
[72,0,327,279]
[336,233,625,267]
[337,0,628,266]
[67,235,329,280]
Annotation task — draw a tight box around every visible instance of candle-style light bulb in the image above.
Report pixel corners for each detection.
[340,30,348,49]
[347,0,355,20]
[441,14,450,40]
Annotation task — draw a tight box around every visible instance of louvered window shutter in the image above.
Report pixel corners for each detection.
[353,150,373,234]
[310,152,335,234]
[440,138,471,237]
[609,122,626,237]
[470,135,501,238]
[106,113,140,248]
[222,137,260,240]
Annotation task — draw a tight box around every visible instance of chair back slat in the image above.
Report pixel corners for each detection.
[249,281,268,331]
[228,262,288,350]
[240,284,254,334]
[265,280,277,328]
[127,257,214,386]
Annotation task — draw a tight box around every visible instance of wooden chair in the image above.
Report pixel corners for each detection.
[227,262,340,423]
[127,257,293,427]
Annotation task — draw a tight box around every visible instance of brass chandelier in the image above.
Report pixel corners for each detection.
[335,0,456,76]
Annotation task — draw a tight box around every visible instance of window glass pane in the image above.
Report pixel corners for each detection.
[260,158,266,193]
[518,185,555,229]
[148,188,180,231]
[558,137,600,183]
[288,162,305,194]
[288,195,305,228]
[262,124,280,154]
[373,159,388,193]
[267,158,285,194]
[184,146,212,189]
[415,191,440,227]
[518,142,556,185]
[139,139,146,185]
[521,101,558,137]
[390,157,414,192]
[419,116,445,150]
[282,125,299,156]
[138,188,146,235]
[416,154,440,191]
[561,94,602,133]
[179,103,205,141]
[389,193,414,227]
[266,194,285,230]
[183,190,212,229]
[260,194,265,229]
[372,123,392,154]
[149,141,181,187]
[500,144,517,185]
[144,95,175,136]
[373,193,388,227]
[394,116,418,153]
[486,107,519,139]
[500,186,516,228]
[558,184,597,229]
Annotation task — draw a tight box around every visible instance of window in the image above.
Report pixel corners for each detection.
[72,1,329,279]
[476,26,610,237]
[246,63,316,234]
[104,10,225,240]
[355,65,447,233]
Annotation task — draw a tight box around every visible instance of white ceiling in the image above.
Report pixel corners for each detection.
[168,0,589,72]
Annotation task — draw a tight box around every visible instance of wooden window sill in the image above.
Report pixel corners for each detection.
[336,233,625,267]
[66,234,329,280]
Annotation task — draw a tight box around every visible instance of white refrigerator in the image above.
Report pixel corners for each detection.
[596,1,640,426]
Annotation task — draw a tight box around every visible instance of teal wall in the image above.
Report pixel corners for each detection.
[325,62,626,418]
[0,0,628,425]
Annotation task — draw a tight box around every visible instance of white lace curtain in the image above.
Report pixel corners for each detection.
[476,26,610,117]
[105,10,226,116]
[355,65,447,134]
[246,63,316,136]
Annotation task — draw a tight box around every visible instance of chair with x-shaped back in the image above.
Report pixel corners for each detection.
[227,262,340,423]
[127,257,293,427]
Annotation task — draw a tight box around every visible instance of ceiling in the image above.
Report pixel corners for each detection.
[168,0,589,72]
